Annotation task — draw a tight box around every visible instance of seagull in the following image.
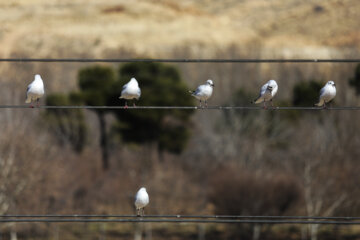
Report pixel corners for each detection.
[252,79,278,108]
[189,79,214,107]
[119,77,141,108]
[314,81,336,108]
[25,74,45,108]
[134,187,149,216]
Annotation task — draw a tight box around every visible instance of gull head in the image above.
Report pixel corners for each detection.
[35,74,42,80]
[327,81,336,87]
[140,187,147,192]
[206,79,214,87]
[130,77,138,83]
[268,79,277,87]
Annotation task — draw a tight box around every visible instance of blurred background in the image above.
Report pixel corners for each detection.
[0,0,360,239]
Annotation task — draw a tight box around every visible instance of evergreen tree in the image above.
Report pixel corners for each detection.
[349,64,360,95]
[108,62,195,158]
[78,66,116,170]
[293,80,323,106]
[45,93,87,153]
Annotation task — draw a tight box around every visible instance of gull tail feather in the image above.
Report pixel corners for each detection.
[252,97,261,104]
[314,99,324,107]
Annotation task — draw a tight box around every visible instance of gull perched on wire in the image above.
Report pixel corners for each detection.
[119,77,141,108]
[252,79,278,108]
[314,81,336,108]
[134,187,149,216]
[189,79,214,108]
[25,74,45,108]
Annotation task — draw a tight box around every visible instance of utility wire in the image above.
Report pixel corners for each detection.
[1,215,360,220]
[0,105,360,110]
[0,58,359,63]
[0,218,358,225]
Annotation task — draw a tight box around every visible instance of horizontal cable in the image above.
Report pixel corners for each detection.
[1,215,360,220]
[1,105,360,110]
[0,218,358,224]
[0,58,359,63]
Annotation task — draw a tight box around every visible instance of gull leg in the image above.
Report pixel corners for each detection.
[36,98,40,108]
[137,208,140,217]
[29,99,34,108]
[124,101,128,109]
[270,99,274,108]
[199,100,202,108]
[133,102,136,107]
[263,101,267,109]
[142,207,145,216]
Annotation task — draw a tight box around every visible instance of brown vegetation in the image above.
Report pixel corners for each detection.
[0,0,359,239]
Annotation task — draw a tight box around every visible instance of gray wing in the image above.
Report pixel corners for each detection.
[26,84,32,98]
[319,86,326,98]
[26,82,32,92]
[194,85,206,95]
[253,83,268,102]
[259,83,268,96]
[122,83,128,91]
[120,83,128,96]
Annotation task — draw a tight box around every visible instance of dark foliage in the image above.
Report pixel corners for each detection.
[45,93,87,153]
[109,62,195,155]
[209,168,301,216]
[292,80,323,106]
[349,64,360,95]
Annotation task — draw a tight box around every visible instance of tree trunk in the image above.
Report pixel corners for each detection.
[98,112,109,170]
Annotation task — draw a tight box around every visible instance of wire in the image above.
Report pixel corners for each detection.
[1,105,360,110]
[0,218,358,224]
[1,215,360,220]
[0,58,359,63]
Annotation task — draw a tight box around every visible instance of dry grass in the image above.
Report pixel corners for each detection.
[0,0,358,59]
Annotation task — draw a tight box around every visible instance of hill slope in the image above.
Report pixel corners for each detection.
[0,0,359,58]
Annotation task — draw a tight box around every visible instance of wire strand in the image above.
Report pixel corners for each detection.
[1,105,360,110]
[0,58,360,63]
[1,215,360,220]
[0,218,358,224]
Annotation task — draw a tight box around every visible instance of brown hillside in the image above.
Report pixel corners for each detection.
[0,0,359,58]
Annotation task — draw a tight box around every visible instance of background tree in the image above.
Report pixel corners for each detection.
[292,80,323,106]
[45,93,87,153]
[349,64,360,95]
[77,66,116,170]
[108,62,195,159]
[209,167,301,240]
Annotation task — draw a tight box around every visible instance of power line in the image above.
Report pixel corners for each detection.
[0,218,358,225]
[0,58,360,63]
[1,105,360,110]
[1,215,360,220]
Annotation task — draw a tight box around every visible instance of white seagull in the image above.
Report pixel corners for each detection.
[25,74,45,108]
[252,79,278,108]
[314,81,336,108]
[189,79,214,107]
[119,77,141,108]
[134,187,149,216]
